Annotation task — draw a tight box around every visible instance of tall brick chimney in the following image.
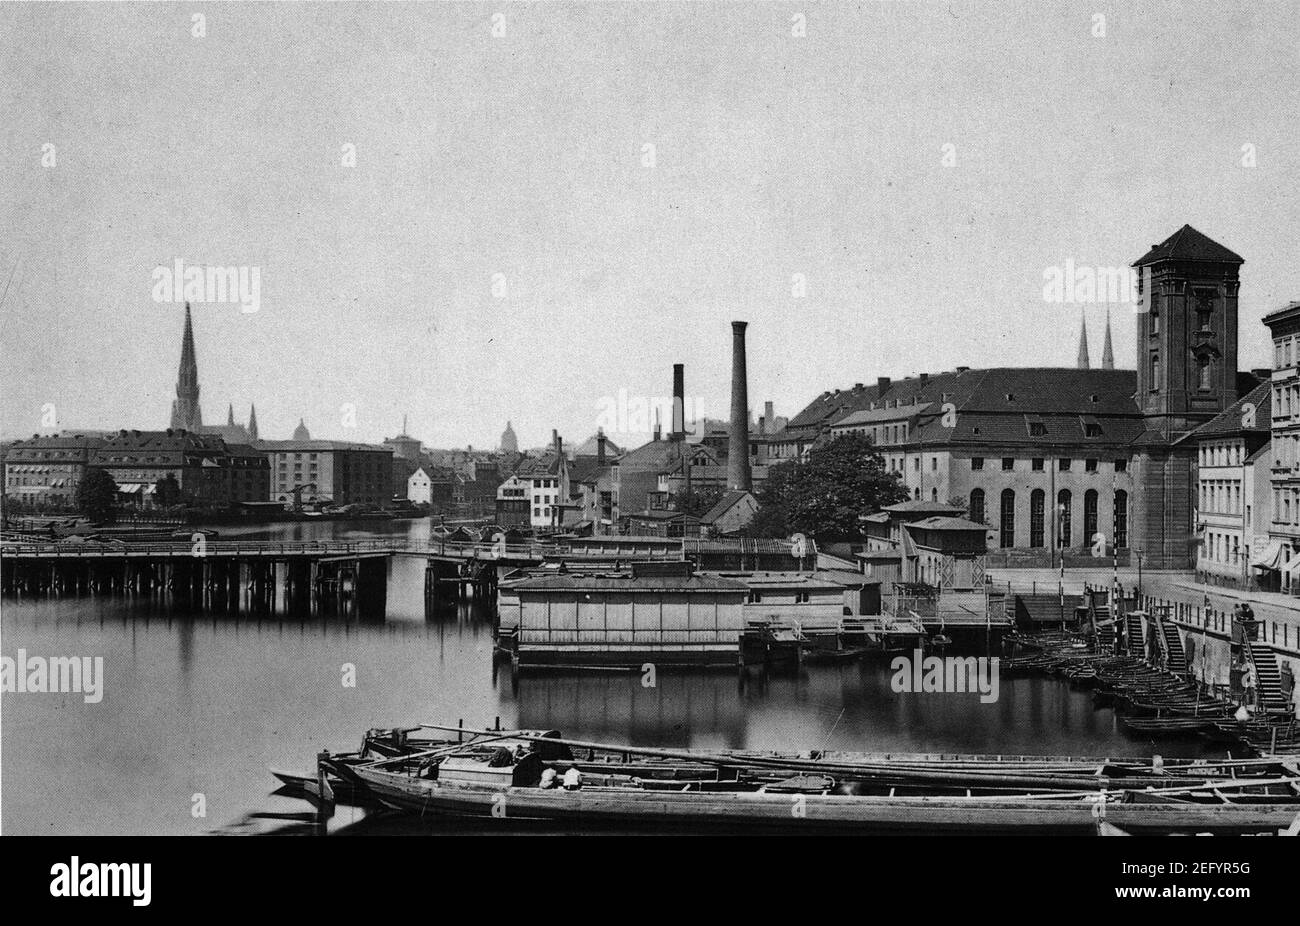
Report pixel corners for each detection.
[596,428,607,466]
[671,363,685,441]
[764,400,774,435]
[728,321,752,491]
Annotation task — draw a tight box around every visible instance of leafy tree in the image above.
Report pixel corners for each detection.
[747,433,907,541]
[154,473,183,507]
[76,467,119,524]
[674,485,725,518]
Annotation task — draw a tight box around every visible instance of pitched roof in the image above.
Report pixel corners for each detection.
[254,439,391,452]
[905,516,990,531]
[701,489,754,524]
[786,368,1141,442]
[1192,381,1272,438]
[1132,224,1244,267]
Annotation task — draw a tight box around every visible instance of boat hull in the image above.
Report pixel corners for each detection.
[352,767,1298,834]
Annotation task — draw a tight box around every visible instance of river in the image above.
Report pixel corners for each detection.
[0,518,1224,835]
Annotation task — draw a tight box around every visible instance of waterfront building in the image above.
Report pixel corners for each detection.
[772,225,1254,569]
[517,432,569,530]
[494,473,531,528]
[507,561,748,665]
[92,429,230,507]
[1191,383,1271,588]
[407,466,434,506]
[225,443,272,505]
[1261,301,1300,590]
[720,571,846,631]
[255,439,394,507]
[2,434,104,510]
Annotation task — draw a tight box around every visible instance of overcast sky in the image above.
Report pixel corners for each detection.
[2,2,1298,449]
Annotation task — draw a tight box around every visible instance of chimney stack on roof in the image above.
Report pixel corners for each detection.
[728,321,752,491]
[596,428,607,466]
[877,376,891,393]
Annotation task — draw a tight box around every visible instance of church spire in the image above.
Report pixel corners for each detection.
[1101,308,1115,370]
[169,302,203,430]
[227,403,235,426]
[1076,310,1090,369]
[247,404,259,441]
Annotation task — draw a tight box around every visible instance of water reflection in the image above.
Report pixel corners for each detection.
[1,518,1221,835]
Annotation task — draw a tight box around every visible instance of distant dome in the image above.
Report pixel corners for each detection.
[500,420,518,453]
[293,418,311,441]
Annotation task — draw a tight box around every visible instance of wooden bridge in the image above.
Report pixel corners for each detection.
[0,537,687,609]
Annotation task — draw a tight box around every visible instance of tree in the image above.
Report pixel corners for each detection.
[747,433,907,541]
[76,467,119,524]
[154,473,183,507]
[674,485,725,518]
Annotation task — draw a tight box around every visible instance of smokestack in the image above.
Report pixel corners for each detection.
[597,428,607,466]
[728,320,752,491]
[552,429,562,459]
[764,401,774,435]
[671,363,685,441]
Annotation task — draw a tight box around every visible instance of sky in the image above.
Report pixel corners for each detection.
[2,2,1299,450]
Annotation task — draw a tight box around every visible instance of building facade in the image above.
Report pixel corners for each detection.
[1192,383,1271,588]
[2,434,104,510]
[773,225,1253,568]
[1262,302,1300,589]
[255,440,394,507]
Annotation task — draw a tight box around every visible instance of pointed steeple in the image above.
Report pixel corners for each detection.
[1076,310,1090,369]
[292,418,311,441]
[168,302,203,430]
[247,404,259,441]
[1101,308,1115,370]
[227,403,236,426]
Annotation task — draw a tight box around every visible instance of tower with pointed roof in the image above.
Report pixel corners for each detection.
[1101,308,1115,370]
[1130,224,1245,568]
[1133,223,1243,433]
[1076,311,1090,369]
[292,418,311,441]
[168,302,203,431]
[500,421,518,454]
[248,404,259,441]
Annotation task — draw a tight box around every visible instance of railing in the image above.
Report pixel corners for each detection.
[0,537,687,561]
[1142,594,1299,657]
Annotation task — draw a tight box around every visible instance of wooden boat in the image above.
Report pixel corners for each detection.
[313,725,1300,834]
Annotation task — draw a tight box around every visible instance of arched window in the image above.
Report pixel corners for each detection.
[1058,489,1072,548]
[969,488,985,524]
[1029,489,1045,548]
[1151,306,1159,335]
[914,487,921,500]
[1114,490,1128,548]
[1150,354,1160,390]
[1198,354,1211,391]
[1084,489,1099,545]
[999,489,1016,549]
[931,487,938,502]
